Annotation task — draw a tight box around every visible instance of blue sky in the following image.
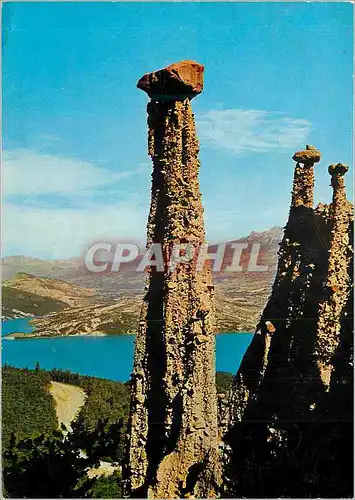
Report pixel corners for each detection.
[2,2,353,259]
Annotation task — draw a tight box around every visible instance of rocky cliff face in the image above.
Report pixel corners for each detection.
[225,148,353,497]
[124,62,221,498]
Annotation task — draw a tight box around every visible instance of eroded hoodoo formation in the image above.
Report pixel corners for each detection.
[225,147,353,497]
[124,61,221,499]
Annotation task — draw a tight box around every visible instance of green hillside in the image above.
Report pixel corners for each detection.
[2,366,234,498]
[2,366,130,498]
[2,365,58,450]
[2,286,67,319]
[2,366,233,454]
[48,368,130,461]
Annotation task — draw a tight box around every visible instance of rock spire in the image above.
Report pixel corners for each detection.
[225,148,353,498]
[124,61,221,499]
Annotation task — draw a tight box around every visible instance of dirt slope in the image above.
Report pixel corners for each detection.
[49,381,86,432]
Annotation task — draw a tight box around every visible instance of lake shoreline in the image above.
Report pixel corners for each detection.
[3,329,254,340]
[2,318,254,382]
[3,331,110,340]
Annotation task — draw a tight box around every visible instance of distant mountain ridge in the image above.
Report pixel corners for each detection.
[2,227,283,333]
[2,226,283,283]
[2,255,81,282]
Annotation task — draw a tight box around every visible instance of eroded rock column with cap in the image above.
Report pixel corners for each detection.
[225,148,353,498]
[124,61,221,499]
[276,145,321,286]
[315,163,353,388]
[291,145,321,207]
[227,145,322,429]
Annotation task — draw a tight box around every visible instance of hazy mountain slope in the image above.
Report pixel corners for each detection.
[2,273,97,320]
[28,298,141,337]
[2,286,68,320]
[2,255,80,281]
[4,273,95,306]
[2,227,283,333]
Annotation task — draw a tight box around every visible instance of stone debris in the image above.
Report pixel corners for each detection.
[124,61,221,499]
[265,320,276,334]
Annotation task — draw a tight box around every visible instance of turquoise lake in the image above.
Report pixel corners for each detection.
[1,318,253,382]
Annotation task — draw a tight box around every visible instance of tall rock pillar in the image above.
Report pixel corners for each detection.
[315,163,353,387]
[225,149,353,498]
[291,145,319,208]
[124,61,221,499]
[227,145,322,429]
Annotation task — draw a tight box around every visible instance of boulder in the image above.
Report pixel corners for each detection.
[292,145,321,164]
[137,60,204,101]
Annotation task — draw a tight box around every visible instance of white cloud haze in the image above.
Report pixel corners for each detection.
[1,108,311,259]
[2,149,148,197]
[197,109,311,155]
[2,149,150,258]
[3,200,148,259]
